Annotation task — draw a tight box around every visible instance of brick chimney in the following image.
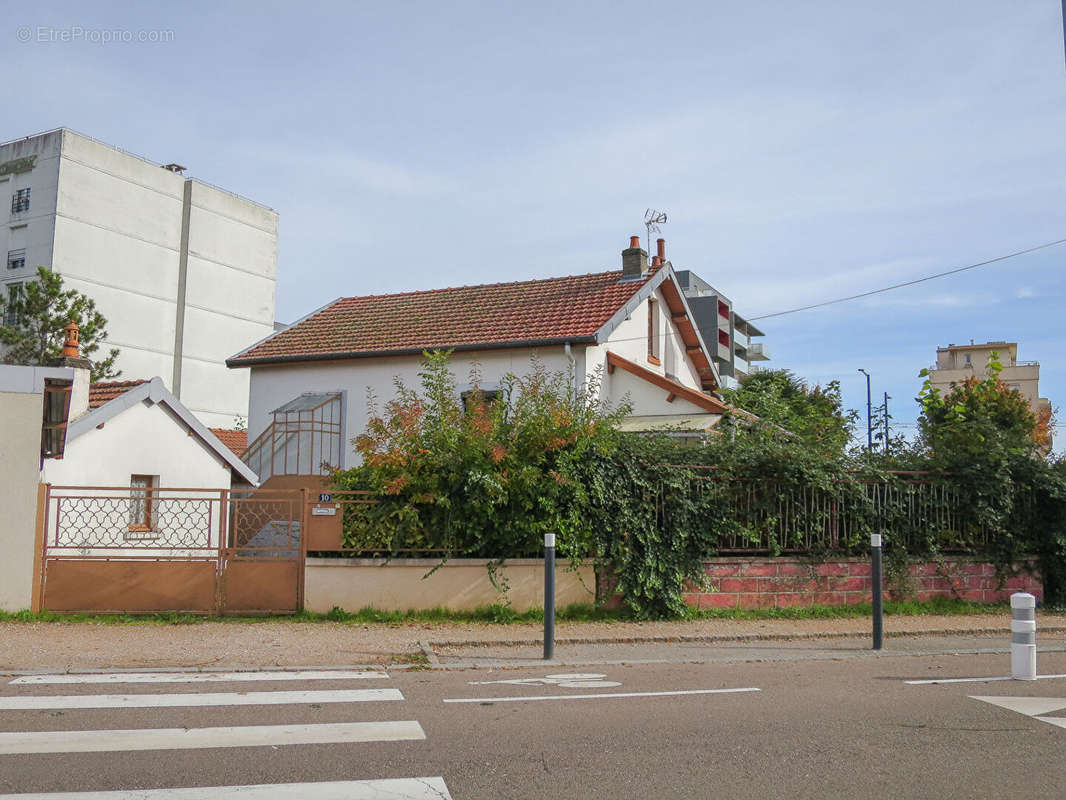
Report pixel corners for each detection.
[621,235,648,278]
[50,321,91,419]
[657,238,666,263]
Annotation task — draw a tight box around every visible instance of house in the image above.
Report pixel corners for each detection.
[43,375,258,491]
[0,128,279,429]
[228,236,738,482]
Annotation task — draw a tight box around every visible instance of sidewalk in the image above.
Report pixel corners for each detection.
[3,612,1064,673]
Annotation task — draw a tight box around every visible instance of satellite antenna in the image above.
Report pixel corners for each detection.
[644,208,667,256]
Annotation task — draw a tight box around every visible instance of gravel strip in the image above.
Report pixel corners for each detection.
[1,613,1062,672]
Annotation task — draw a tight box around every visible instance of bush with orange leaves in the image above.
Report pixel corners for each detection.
[334,350,628,562]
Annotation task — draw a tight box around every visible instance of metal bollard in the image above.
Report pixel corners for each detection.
[871,533,883,651]
[1010,592,1037,681]
[543,532,556,661]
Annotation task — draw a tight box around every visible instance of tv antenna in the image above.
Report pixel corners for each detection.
[644,209,667,256]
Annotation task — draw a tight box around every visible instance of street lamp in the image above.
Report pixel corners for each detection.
[858,369,872,450]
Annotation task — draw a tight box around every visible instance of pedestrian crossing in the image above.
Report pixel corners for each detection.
[0,670,452,799]
[10,670,389,685]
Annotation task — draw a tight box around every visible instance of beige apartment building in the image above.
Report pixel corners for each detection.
[928,341,1051,424]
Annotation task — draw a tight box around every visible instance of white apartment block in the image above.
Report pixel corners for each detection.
[674,269,769,390]
[0,128,277,429]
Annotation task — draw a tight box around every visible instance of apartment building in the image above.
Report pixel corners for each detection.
[0,128,277,428]
[673,269,769,390]
[928,340,1051,423]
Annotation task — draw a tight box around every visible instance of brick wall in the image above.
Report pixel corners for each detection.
[682,557,1042,610]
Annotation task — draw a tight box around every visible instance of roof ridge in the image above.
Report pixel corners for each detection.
[331,267,634,303]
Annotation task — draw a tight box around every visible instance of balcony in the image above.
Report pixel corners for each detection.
[747,342,770,361]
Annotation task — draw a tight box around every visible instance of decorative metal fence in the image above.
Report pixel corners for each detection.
[38,485,307,614]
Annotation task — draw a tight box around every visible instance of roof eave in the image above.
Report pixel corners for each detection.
[227,335,600,368]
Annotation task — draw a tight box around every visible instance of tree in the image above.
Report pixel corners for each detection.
[720,369,857,456]
[0,267,120,381]
[917,353,1046,462]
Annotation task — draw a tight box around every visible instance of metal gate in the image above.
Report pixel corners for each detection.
[36,485,306,615]
[221,489,304,614]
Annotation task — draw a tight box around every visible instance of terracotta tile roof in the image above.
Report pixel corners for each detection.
[228,268,661,366]
[210,428,248,457]
[88,379,149,409]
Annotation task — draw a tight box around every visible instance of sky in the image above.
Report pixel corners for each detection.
[4,1,1066,448]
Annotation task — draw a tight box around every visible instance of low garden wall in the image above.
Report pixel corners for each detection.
[305,557,595,613]
[682,557,1043,610]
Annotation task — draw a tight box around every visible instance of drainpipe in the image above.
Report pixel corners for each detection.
[564,342,575,387]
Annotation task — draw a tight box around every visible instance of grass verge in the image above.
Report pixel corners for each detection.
[0,596,1038,626]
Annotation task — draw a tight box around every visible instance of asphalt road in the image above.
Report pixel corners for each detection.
[2,650,1065,799]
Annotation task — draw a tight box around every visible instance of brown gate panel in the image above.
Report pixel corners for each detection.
[222,559,301,613]
[42,559,218,613]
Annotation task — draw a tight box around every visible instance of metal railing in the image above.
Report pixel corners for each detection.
[42,485,305,557]
[670,470,1015,556]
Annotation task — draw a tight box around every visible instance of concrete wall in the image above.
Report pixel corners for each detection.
[680,557,1042,610]
[305,557,595,613]
[179,180,277,428]
[0,391,44,611]
[0,129,277,429]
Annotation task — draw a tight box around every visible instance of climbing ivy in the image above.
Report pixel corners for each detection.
[333,352,1066,617]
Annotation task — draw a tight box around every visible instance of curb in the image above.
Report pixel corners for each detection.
[428,624,1066,650]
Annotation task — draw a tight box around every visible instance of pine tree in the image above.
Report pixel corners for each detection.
[0,267,120,381]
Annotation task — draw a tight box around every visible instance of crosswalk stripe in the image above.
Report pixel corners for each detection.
[0,688,402,711]
[443,686,761,704]
[0,721,426,755]
[9,671,388,686]
[0,778,453,800]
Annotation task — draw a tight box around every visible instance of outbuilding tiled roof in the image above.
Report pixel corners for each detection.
[228,268,661,366]
[210,428,248,457]
[88,379,149,408]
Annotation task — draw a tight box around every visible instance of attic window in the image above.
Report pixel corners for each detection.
[461,389,501,413]
[648,299,661,365]
[41,379,72,460]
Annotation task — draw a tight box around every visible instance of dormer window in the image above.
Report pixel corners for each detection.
[648,298,661,365]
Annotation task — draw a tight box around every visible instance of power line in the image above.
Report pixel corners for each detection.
[749,236,1066,321]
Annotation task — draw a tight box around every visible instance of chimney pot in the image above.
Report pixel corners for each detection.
[651,255,662,267]
[61,320,80,359]
[657,238,666,261]
[629,235,640,249]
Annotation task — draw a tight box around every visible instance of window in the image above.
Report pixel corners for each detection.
[647,299,660,364]
[461,388,501,413]
[128,475,159,537]
[41,379,72,459]
[6,249,24,270]
[3,282,23,325]
[10,188,30,214]
[964,354,971,366]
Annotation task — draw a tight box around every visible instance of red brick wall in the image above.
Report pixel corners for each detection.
[682,557,1042,610]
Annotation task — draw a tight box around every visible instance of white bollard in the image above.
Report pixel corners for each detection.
[1010,592,1037,681]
